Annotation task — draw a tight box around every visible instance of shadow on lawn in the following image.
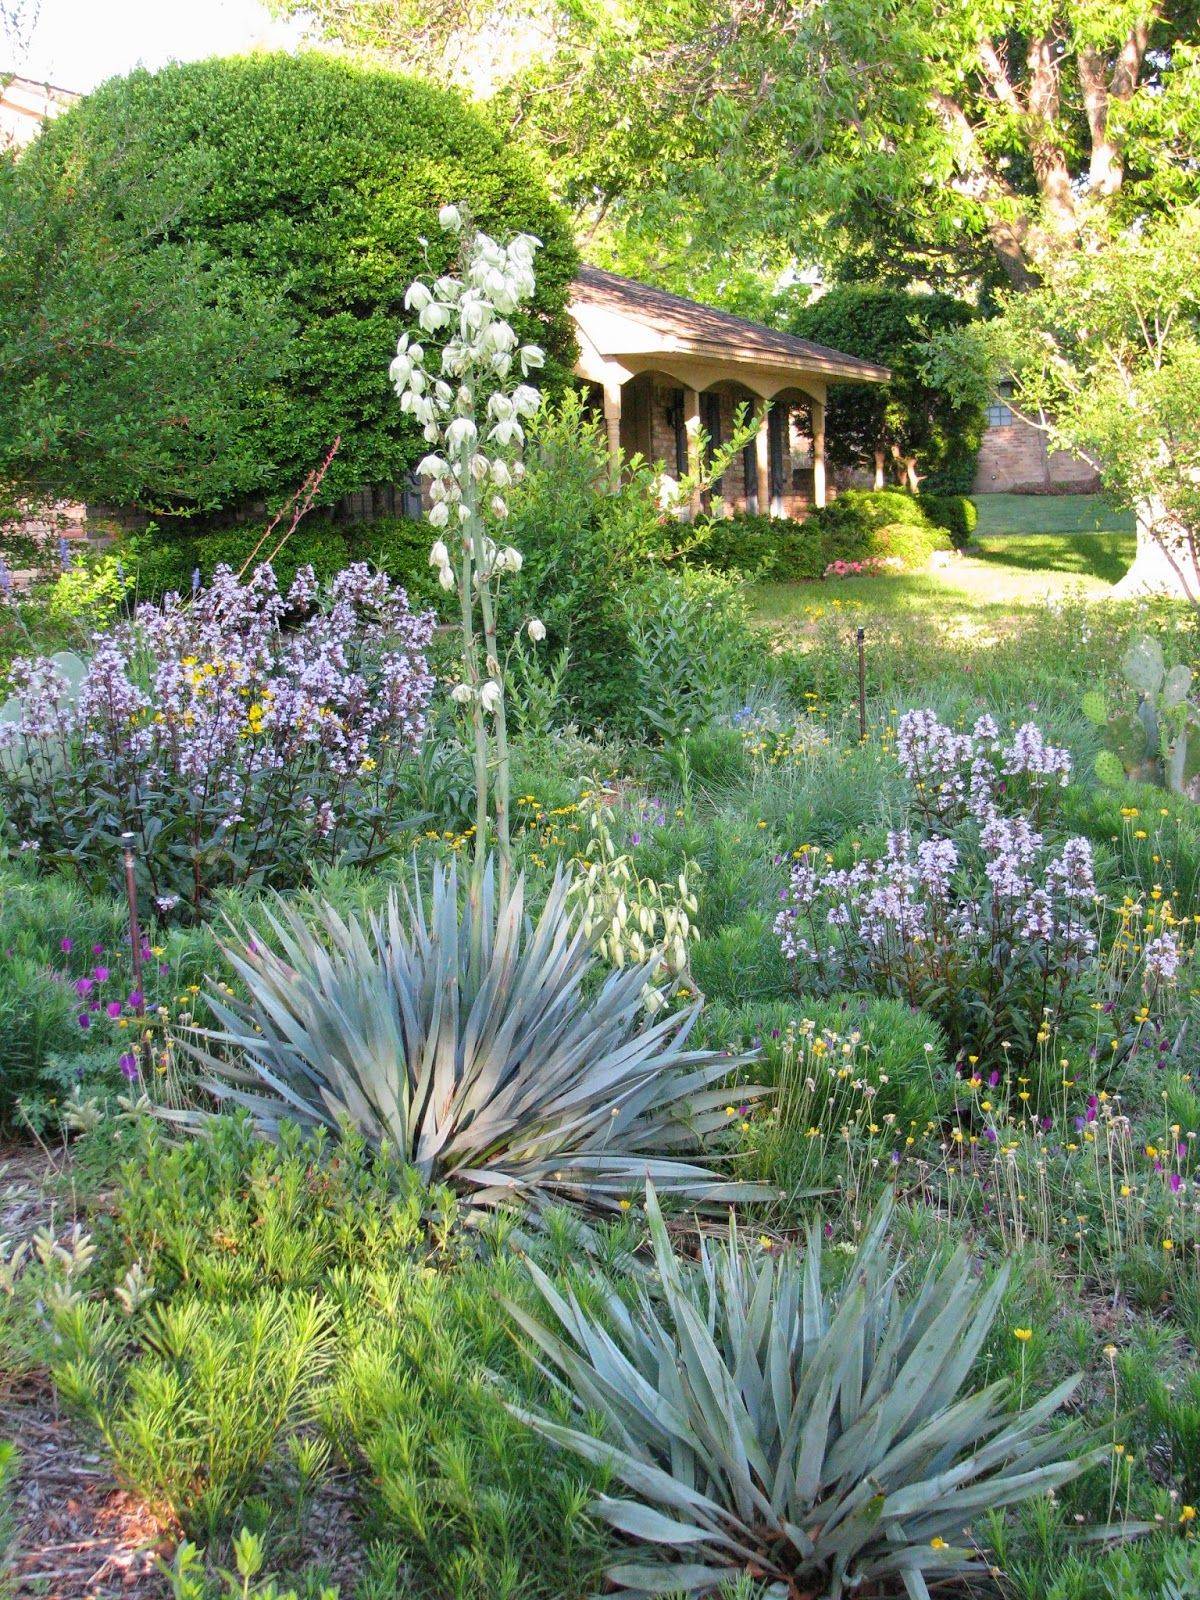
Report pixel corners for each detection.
[973,533,1135,585]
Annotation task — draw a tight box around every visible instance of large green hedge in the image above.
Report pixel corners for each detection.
[0,54,577,519]
[774,286,985,494]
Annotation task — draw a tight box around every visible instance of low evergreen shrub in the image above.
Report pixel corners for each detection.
[922,491,978,548]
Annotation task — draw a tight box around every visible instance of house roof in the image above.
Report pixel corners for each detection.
[570,266,890,384]
[1,71,79,148]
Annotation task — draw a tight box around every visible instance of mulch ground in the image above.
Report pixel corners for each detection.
[1,1142,170,1598]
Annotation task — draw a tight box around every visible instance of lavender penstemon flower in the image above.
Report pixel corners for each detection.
[0,563,435,915]
[776,710,1095,1073]
[897,708,1071,829]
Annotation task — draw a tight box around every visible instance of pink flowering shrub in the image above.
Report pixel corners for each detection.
[0,563,435,915]
[776,709,1097,1072]
[822,557,903,578]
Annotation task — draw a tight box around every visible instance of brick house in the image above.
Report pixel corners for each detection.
[1,70,77,149]
[972,380,1099,494]
[569,267,889,518]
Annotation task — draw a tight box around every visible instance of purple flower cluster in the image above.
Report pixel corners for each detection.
[0,563,435,913]
[775,802,1099,1066]
[896,708,1071,828]
[1143,931,1181,984]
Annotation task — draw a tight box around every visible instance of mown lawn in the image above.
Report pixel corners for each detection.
[750,495,1137,632]
[972,491,1135,536]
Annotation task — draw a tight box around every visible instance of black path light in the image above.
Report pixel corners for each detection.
[857,626,867,742]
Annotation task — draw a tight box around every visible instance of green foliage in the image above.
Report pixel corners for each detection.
[45,552,134,629]
[807,490,952,571]
[0,53,576,518]
[52,1115,612,1592]
[693,493,955,584]
[699,994,949,1126]
[165,1530,338,1600]
[502,394,672,730]
[622,567,756,743]
[921,493,978,549]
[690,513,825,581]
[0,1440,16,1596]
[509,1186,1102,1600]
[964,207,1200,581]
[125,516,449,616]
[54,1289,335,1538]
[689,914,793,1004]
[179,858,766,1214]
[778,285,985,492]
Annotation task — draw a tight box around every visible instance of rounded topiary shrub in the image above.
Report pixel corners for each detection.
[921,492,978,549]
[809,489,950,571]
[1,54,577,518]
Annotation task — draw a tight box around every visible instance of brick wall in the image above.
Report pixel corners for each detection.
[972,411,1098,493]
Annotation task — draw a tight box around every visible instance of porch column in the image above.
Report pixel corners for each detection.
[682,386,702,519]
[811,396,827,509]
[754,407,771,518]
[602,380,623,489]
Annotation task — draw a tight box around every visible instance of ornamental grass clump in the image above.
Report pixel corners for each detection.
[178,859,767,1216]
[0,562,435,915]
[508,1186,1105,1600]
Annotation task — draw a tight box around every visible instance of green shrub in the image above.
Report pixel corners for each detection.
[58,1116,611,1594]
[690,512,824,580]
[165,1530,338,1600]
[697,993,949,1129]
[921,492,978,548]
[502,394,671,731]
[55,1290,335,1538]
[689,912,793,1003]
[1,53,576,518]
[133,524,355,599]
[622,566,758,742]
[0,1440,16,1592]
[808,488,951,571]
[691,492,954,582]
[347,516,447,614]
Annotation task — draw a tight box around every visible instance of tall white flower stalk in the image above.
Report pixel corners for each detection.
[390,205,545,910]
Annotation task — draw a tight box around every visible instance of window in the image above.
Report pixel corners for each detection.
[987,379,1015,428]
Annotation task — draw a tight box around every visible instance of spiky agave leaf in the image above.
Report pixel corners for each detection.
[173,858,771,1215]
[507,1186,1107,1600]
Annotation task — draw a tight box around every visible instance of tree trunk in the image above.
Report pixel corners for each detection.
[873,449,885,490]
[1111,497,1200,604]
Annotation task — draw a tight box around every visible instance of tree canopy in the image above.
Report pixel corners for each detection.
[0,52,577,519]
[271,0,1200,291]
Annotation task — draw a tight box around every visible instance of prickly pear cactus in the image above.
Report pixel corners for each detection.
[1091,635,1200,796]
[1122,636,1165,695]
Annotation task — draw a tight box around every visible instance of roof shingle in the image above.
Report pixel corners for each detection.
[571,265,890,382]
